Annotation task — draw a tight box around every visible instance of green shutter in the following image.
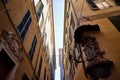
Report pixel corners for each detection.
[37,2,44,20]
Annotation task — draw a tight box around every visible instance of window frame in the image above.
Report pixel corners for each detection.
[28,35,37,61]
[38,57,43,78]
[17,10,32,41]
[37,2,44,20]
[70,13,75,30]
[2,0,9,4]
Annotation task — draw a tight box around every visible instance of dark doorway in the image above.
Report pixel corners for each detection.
[0,49,15,80]
[22,74,29,80]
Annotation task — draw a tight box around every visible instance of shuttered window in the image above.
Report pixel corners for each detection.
[37,2,44,20]
[29,35,37,61]
[38,57,43,78]
[17,10,32,41]
[2,0,9,4]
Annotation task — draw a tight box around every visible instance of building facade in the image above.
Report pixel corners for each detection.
[63,0,120,80]
[0,0,55,80]
[33,0,56,80]
[59,48,65,80]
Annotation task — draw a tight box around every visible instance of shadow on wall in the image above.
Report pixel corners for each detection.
[74,25,113,80]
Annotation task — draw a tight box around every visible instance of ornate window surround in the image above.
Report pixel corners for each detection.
[0,30,23,80]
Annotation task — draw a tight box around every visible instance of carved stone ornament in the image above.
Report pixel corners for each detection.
[81,35,113,80]
[74,25,113,80]
[0,30,23,62]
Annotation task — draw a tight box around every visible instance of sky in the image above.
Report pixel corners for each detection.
[53,0,64,80]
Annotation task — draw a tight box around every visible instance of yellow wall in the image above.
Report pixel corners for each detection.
[64,0,120,80]
[0,0,34,79]
[0,0,54,80]
[77,18,120,80]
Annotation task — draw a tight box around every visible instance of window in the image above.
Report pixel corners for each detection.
[29,35,37,61]
[68,1,70,11]
[0,31,24,80]
[43,68,46,80]
[43,32,47,46]
[0,49,15,80]
[22,74,29,80]
[63,76,65,80]
[70,13,75,30]
[2,0,9,4]
[17,10,32,41]
[38,57,43,77]
[69,28,72,43]
[65,57,69,70]
[47,76,48,80]
[37,2,44,20]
